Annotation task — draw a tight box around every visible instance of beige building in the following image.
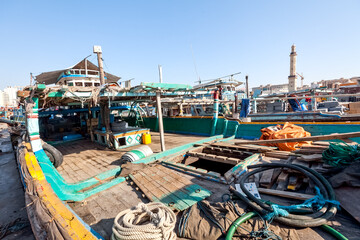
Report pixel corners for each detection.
[0,90,9,107]
[252,83,289,97]
[311,77,360,89]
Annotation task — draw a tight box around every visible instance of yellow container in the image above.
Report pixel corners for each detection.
[142,133,151,144]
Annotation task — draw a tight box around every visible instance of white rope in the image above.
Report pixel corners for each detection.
[111,202,177,240]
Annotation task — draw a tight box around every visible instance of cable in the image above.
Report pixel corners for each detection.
[225,213,349,240]
[230,163,339,228]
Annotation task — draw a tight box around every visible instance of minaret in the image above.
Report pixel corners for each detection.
[288,44,297,92]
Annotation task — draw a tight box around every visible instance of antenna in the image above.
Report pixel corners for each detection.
[201,72,242,83]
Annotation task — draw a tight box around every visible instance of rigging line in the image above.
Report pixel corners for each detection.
[102,58,111,73]
[190,44,201,83]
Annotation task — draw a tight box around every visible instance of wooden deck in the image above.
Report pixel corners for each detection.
[56,132,206,183]
[53,133,360,240]
[129,164,212,211]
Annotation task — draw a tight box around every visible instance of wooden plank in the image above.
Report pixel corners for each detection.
[292,159,310,168]
[259,169,274,188]
[258,188,315,200]
[276,172,289,191]
[298,154,323,162]
[293,148,324,154]
[224,153,261,182]
[300,145,328,150]
[265,151,299,159]
[211,142,276,152]
[312,141,330,146]
[335,187,360,224]
[234,132,360,145]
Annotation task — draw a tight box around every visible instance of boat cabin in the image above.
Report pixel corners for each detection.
[35,59,121,87]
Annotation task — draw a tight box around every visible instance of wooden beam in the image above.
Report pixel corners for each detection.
[235,132,360,145]
[156,91,166,151]
[258,188,315,200]
[187,152,239,165]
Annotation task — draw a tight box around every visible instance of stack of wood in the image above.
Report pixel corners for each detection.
[234,131,360,196]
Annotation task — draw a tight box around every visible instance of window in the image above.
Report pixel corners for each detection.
[85,82,92,87]
[75,82,83,87]
[94,83,100,86]
[68,82,74,86]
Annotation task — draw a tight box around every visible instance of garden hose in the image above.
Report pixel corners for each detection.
[225,212,257,240]
[321,224,349,240]
[230,163,338,228]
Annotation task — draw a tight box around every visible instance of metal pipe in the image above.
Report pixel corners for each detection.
[210,90,219,136]
[156,91,166,151]
[245,75,249,98]
[158,65,163,83]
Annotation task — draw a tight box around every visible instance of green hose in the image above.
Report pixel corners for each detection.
[321,224,349,240]
[225,212,256,240]
[225,213,349,240]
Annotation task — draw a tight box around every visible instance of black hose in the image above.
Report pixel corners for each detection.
[230,163,338,228]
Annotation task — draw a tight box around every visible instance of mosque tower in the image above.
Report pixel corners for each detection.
[288,44,297,91]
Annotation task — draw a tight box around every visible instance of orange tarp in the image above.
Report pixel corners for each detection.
[260,122,311,151]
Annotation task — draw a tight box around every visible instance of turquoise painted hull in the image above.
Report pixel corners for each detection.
[143,117,360,143]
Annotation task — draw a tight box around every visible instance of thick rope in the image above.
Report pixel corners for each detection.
[264,187,340,221]
[111,202,177,240]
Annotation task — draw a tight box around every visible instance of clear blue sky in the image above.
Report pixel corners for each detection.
[1,0,359,90]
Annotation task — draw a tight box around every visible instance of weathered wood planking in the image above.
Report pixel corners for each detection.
[335,187,360,224]
[129,164,211,211]
[234,131,360,145]
[211,142,277,152]
[187,152,239,165]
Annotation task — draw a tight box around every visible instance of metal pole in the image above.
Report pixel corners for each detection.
[156,91,166,151]
[251,93,360,102]
[245,75,249,98]
[158,65,163,83]
[85,59,88,76]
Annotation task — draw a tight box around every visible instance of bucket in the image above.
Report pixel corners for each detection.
[121,145,153,162]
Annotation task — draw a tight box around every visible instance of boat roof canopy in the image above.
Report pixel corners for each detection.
[35,59,120,85]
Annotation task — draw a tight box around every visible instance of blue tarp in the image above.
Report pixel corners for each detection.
[240,99,250,117]
[288,99,303,112]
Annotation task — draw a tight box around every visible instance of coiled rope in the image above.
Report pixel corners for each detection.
[111,202,177,240]
[322,141,360,167]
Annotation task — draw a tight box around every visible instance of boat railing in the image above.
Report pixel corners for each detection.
[65,69,100,77]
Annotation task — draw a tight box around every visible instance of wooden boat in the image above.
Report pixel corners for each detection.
[11,45,360,238]
[13,81,360,240]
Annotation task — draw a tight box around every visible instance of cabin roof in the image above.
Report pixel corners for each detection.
[35,59,120,85]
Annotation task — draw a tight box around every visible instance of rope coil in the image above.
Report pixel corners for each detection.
[322,141,360,167]
[111,202,177,240]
